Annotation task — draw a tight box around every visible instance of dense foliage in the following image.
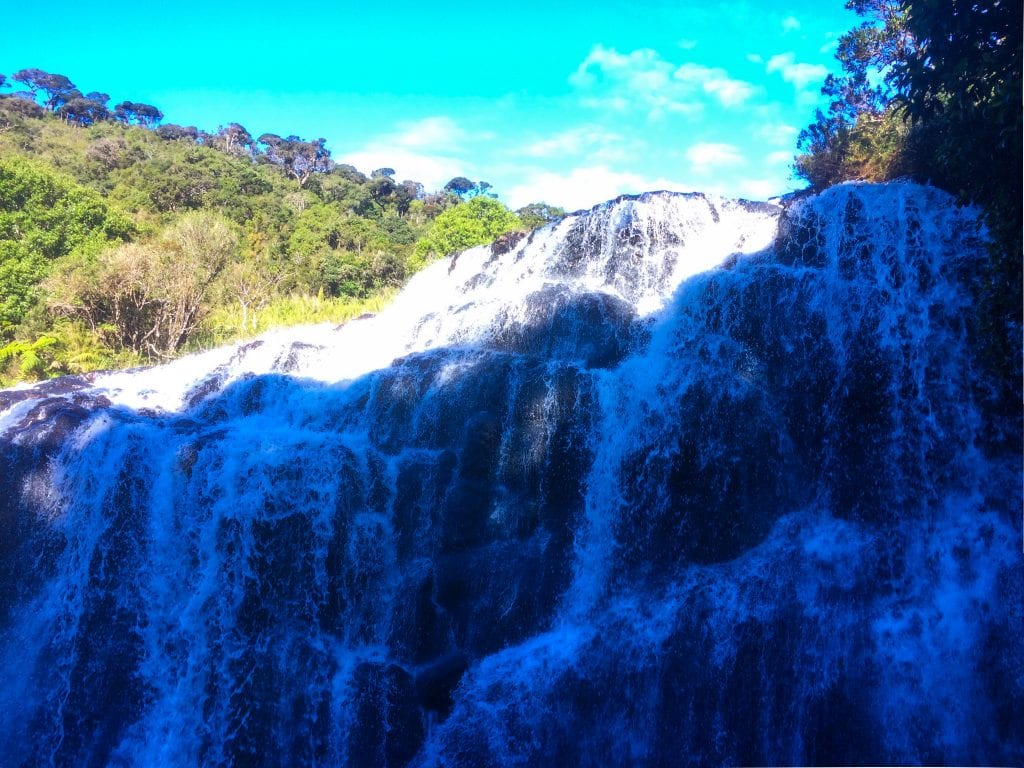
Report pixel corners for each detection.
[412,197,525,268]
[0,69,556,385]
[0,156,133,337]
[795,0,1021,257]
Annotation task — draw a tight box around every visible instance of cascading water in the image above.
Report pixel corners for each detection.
[0,183,1020,767]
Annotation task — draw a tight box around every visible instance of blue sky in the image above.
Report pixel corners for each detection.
[1,1,857,209]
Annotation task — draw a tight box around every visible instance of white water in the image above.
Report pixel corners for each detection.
[0,183,1019,767]
[87,192,779,413]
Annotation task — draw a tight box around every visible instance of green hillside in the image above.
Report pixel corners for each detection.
[0,80,562,385]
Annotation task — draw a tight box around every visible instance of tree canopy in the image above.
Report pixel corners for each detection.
[412,196,522,266]
[443,177,496,200]
[795,0,1021,260]
[0,156,133,339]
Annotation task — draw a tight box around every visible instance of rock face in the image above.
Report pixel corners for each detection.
[0,184,1020,767]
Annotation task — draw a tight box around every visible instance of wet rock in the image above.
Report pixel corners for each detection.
[490,229,528,256]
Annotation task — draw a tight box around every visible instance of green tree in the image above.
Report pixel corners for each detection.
[12,68,79,111]
[412,196,522,266]
[896,0,1021,257]
[258,133,332,186]
[47,213,237,358]
[57,95,111,126]
[114,101,164,127]
[0,156,133,339]
[516,202,566,230]
[206,123,255,157]
[443,176,497,199]
[794,0,913,188]
[155,124,199,141]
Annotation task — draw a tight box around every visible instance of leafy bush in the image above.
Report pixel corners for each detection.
[412,196,522,267]
[0,155,133,338]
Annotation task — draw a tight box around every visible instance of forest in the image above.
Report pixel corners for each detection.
[0,73,562,384]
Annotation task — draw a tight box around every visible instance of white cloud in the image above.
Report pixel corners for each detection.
[570,44,755,118]
[675,63,757,107]
[781,16,801,32]
[739,178,784,200]
[756,123,799,146]
[678,38,698,50]
[685,142,744,172]
[391,116,467,150]
[746,53,764,64]
[505,166,690,211]
[766,150,794,165]
[519,126,627,160]
[570,45,670,91]
[766,52,829,90]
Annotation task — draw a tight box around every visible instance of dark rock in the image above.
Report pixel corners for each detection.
[490,229,528,256]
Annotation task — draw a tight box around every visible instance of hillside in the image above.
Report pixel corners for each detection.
[0,87,559,385]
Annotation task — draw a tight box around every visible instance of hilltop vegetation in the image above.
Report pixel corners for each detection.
[794,0,1020,258]
[0,73,563,384]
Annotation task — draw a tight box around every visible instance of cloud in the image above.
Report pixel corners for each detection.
[519,126,628,160]
[675,63,757,107]
[570,44,756,118]
[756,122,799,146]
[685,142,744,172]
[766,150,794,165]
[678,39,698,50]
[739,178,784,200]
[766,52,829,90]
[390,116,467,150]
[505,165,690,211]
[781,16,801,32]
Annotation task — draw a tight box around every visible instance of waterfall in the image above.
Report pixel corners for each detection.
[1,183,1020,767]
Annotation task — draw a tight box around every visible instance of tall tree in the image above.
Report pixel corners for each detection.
[258,134,332,186]
[12,69,79,111]
[395,180,423,216]
[794,1,913,188]
[896,0,1021,252]
[443,176,475,198]
[114,101,164,127]
[57,95,110,126]
[208,123,256,157]
[367,175,397,210]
